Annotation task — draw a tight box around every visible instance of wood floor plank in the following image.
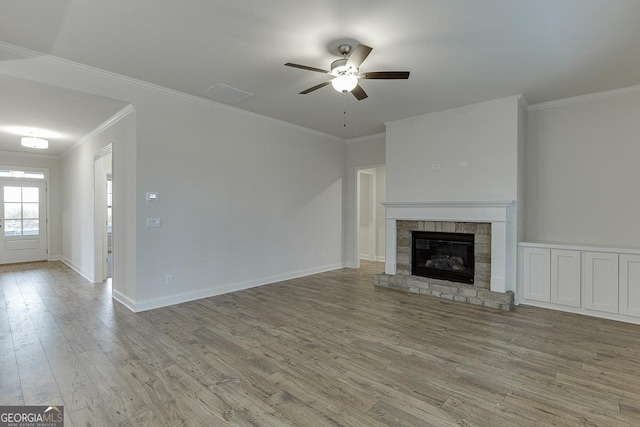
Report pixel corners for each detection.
[154,364,231,424]
[3,260,640,425]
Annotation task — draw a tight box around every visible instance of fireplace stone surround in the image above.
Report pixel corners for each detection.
[374,201,516,311]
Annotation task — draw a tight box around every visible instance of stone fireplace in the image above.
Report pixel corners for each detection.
[404,223,488,285]
[374,201,516,311]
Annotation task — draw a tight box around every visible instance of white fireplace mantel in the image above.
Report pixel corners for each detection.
[382,200,517,294]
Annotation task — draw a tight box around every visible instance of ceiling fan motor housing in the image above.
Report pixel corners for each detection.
[331,58,353,76]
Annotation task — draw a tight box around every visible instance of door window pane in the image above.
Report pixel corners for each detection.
[22,187,38,203]
[23,220,39,235]
[4,186,21,202]
[22,203,39,219]
[4,203,21,219]
[5,220,22,236]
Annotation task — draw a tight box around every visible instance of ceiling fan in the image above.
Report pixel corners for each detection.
[284,43,410,100]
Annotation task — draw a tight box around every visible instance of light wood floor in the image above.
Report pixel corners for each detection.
[2,261,640,426]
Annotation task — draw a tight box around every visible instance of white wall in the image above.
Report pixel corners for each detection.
[525,89,640,246]
[61,109,136,297]
[345,134,385,267]
[0,152,62,259]
[134,91,346,305]
[385,95,521,203]
[517,97,527,241]
[0,44,347,310]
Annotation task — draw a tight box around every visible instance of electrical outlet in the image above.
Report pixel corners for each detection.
[165,274,173,285]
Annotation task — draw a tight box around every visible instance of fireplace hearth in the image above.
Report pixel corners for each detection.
[412,231,475,284]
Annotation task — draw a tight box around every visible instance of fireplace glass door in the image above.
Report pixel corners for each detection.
[412,231,475,284]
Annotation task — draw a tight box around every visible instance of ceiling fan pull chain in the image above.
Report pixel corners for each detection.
[343,91,347,128]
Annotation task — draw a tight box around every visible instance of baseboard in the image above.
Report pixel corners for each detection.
[112,289,137,312]
[124,262,346,313]
[48,254,62,262]
[520,299,640,326]
[62,257,96,283]
[359,256,386,263]
[345,262,359,269]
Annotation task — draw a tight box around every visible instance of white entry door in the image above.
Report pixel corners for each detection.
[0,180,47,264]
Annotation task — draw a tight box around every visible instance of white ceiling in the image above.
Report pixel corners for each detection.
[1,0,640,140]
[0,74,129,156]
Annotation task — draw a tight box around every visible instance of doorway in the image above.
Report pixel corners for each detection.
[106,173,113,278]
[94,145,112,282]
[356,166,386,269]
[0,168,48,264]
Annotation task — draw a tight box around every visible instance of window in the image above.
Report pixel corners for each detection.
[0,169,45,179]
[4,186,39,236]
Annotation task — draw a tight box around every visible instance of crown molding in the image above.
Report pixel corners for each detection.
[61,104,135,158]
[517,93,529,110]
[0,41,346,144]
[0,149,60,160]
[346,132,385,144]
[528,84,640,111]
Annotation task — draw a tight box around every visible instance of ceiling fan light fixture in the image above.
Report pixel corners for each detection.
[21,137,49,149]
[331,75,358,93]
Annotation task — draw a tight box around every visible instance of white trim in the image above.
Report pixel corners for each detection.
[345,262,359,269]
[113,262,346,313]
[62,257,96,283]
[0,164,49,179]
[94,146,112,284]
[517,93,529,110]
[528,84,640,111]
[0,149,59,160]
[382,201,514,223]
[48,254,62,262]
[63,105,134,157]
[383,200,514,209]
[383,200,517,294]
[358,170,377,263]
[519,241,640,255]
[0,166,51,264]
[94,144,112,159]
[112,289,136,312]
[0,41,345,144]
[346,133,385,144]
[376,256,386,262]
[520,301,640,326]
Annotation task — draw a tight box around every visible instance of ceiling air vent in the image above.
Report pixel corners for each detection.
[201,83,254,105]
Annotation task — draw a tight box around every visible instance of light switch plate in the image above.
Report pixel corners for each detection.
[146,218,161,228]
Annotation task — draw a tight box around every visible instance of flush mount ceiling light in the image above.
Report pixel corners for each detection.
[21,137,49,149]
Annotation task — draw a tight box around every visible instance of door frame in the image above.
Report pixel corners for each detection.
[0,165,50,262]
[94,145,112,282]
[357,170,376,262]
[355,165,385,269]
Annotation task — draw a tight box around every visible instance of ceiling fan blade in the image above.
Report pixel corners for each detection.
[285,62,330,74]
[351,84,368,101]
[360,71,410,79]
[346,44,373,69]
[299,81,331,94]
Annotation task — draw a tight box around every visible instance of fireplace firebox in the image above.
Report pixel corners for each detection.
[411,231,475,284]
